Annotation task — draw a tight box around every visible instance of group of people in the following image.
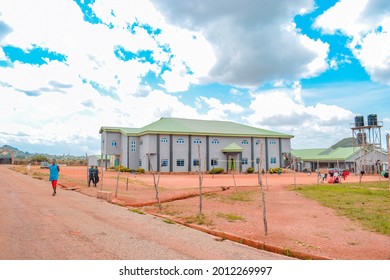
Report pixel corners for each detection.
[88,165,100,187]
[318,168,350,184]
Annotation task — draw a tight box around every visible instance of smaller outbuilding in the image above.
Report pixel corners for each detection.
[88,155,111,167]
[292,138,387,174]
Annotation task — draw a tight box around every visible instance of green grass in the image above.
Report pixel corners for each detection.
[228,191,255,202]
[296,182,390,235]
[217,212,245,222]
[204,191,256,204]
[184,214,213,225]
[128,208,145,215]
[163,219,175,224]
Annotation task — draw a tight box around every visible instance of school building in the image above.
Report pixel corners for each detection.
[99,117,293,173]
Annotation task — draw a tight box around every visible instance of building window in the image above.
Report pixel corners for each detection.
[161,138,168,143]
[270,139,276,145]
[111,140,117,147]
[256,158,260,164]
[193,159,200,166]
[242,139,249,145]
[211,159,218,166]
[131,140,136,152]
[139,140,143,145]
[211,139,219,144]
[270,157,277,164]
[194,138,202,144]
[138,159,142,167]
[161,159,168,167]
[242,158,248,165]
[256,139,261,145]
[177,159,185,166]
[177,138,185,144]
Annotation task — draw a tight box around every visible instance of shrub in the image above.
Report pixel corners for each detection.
[136,168,145,174]
[269,167,283,174]
[115,165,128,172]
[247,167,254,174]
[208,167,224,174]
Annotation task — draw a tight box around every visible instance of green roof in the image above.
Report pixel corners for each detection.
[292,147,359,161]
[100,117,293,138]
[291,149,327,161]
[222,143,244,152]
[99,126,140,135]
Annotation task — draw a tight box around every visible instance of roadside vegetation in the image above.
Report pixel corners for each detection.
[296,181,390,235]
[217,212,246,222]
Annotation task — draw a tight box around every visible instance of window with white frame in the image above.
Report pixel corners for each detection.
[194,138,202,144]
[242,139,249,145]
[177,138,185,144]
[193,159,200,166]
[131,140,136,152]
[161,138,168,143]
[270,139,276,145]
[270,157,277,164]
[139,140,143,145]
[256,139,261,145]
[138,159,142,166]
[242,158,248,165]
[211,139,219,144]
[111,140,117,147]
[210,158,218,166]
[176,159,185,166]
[161,159,168,167]
[256,158,260,164]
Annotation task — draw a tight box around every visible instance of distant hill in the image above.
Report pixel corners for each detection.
[0,145,84,160]
[330,137,354,149]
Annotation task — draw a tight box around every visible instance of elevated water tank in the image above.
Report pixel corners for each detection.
[357,132,367,145]
[355,116,364,127]
[367,114,377,126]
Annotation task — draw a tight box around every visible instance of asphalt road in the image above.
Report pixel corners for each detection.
[0,165,291,260]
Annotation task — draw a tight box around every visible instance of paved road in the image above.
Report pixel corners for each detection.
[0,165,291,260]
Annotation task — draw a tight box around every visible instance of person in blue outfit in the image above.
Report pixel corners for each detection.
[49,159,60,196]
[92,166,99,187]
[88,165,94,187]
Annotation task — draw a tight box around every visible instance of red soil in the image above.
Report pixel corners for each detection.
[30,165,390,260]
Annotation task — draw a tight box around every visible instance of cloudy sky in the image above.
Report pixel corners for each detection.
[0,0,389,155]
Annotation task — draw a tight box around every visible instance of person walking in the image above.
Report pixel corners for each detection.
[88,165,94,187]
[49,159,60,196]
[92,166,99,187]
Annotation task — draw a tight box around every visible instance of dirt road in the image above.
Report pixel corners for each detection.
[0,165,291,260]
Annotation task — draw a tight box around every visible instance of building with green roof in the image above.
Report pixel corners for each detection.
[99,117,293,173]
[292,138,387,173]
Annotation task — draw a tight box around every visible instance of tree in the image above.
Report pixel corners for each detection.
[30,155,49,163]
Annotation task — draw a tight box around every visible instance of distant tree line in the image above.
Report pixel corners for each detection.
[1,145,87,166]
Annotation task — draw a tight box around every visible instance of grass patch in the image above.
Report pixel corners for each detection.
[204,193,219,199]
[184,214,213,226]
[129,208,145,215]
[282,247,293,257]
[228,191,255,202]
[296,182,390,235]
[217,212,245,222]
[163,219,175,224]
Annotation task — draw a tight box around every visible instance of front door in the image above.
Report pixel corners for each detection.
[229,156,236,171]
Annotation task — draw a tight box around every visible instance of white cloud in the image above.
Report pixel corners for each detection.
[245,88,354,148]
[1,0,381,155]
[150,0,329,87]
[0,0,209,153]
[196,96,245,120]
[314,0,390,85]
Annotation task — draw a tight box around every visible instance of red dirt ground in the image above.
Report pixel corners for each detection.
[26,165,390,260]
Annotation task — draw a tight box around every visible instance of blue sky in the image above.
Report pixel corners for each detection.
[0,0,389,155]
